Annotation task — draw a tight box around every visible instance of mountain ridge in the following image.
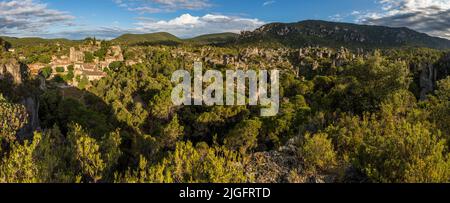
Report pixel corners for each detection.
[2,20,450,49]
[111,32,182,45]
[237,20,450,49]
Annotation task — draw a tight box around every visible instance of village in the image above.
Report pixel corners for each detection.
[27,41,124,87]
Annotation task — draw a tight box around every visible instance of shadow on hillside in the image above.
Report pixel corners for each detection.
[0,69,138,169]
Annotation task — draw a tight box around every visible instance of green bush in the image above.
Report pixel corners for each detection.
[115,142,251,183]
[56,67,65,73]
[327,114,450,183]
[84,52,95,63]
[40,66,53,78]
[224,118,262,154]
[299,133,337,172]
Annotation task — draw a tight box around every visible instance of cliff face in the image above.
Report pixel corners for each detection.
[0,38,11,51]
[17,96,40,139]
[0,57,39,139]
[0,58,27,84]
[239,20,450,49]
[418,53,450,100]
[419,63,438,100]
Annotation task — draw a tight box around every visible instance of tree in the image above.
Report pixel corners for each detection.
[34,125,76,183]
[327,114,450,183]
[101,129,122,179]
[299,133,337,172]
[160,115,184,150]
[40,66,53,79]
[38,54,51,64]
[68,124,105,183]
[94,45,108,61]
[75,133,105,183]
[149,90,173,120]
[428,77,450,136]
[67,64,74,72]
[108,61,124,72]
[64,68,75,82]
[0,95,28,143]
[56,67,65,73]
[84,52,95,63]
[326,51,411,113]
[115,142,251,183]
[77,75,90,89]
[0,133,41,183]
[224,118,262,154]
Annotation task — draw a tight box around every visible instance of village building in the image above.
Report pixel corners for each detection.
[69,47,84,63]
[28,44,124,83]
[28,63,47,76]
[82,70,107,81]
[50,55,72,74]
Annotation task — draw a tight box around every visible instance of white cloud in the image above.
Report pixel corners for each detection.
[49,13,265,40]
[263,1,276,6]
[329,14,344,22]
[356,0,450,39]
[0,0,74,36]
[128,6,162,14]
[0,1,263,40]
[135,13,264,38]
[153,0,211,10]
[134,13,265,38]
[115,0,211,13]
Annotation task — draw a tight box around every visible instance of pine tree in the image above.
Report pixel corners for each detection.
[73,127,106,183]
[0,133,41,183]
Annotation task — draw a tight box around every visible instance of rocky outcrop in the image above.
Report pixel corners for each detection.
[0,38,11,52]
[0,58,28,84]
[419,63,437,100]
[239,20,450,49]
[418,52,450,100]
[17,96,40,139]
[245,138,338,183]
[0,57,39,139]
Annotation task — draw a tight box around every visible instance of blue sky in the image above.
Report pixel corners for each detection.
[1,0,450,39]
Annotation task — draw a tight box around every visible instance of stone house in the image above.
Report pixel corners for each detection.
[28,63,47,76]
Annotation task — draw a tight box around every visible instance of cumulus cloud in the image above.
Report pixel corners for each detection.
[114,0,212,13]
[134,13,265,38]
[50,13,265,39]
[0,0,74,36]
[0,1,263,39]
[356,0,450,39]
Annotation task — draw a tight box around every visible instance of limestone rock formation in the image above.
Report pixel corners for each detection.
[0,58,28,84]
[0,38,11,52]
[419,63,437,100]
[418,52,450,100]
[245,137,338,183]
[16,96,40,139]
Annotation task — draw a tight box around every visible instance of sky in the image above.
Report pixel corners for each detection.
[1,0,450,40]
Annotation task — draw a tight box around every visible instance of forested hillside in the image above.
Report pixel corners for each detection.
[238,20,450,49]
[1,21,450,183]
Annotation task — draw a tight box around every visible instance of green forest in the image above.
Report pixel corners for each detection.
[1,30,450,183]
